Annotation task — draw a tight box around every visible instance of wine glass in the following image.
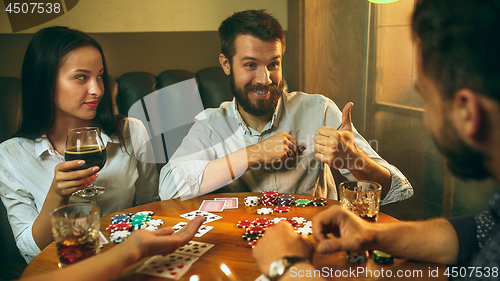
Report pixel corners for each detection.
[65,127,107,199]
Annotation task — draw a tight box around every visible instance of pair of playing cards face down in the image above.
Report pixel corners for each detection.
[136,241,214,279]
[198,197,238,212]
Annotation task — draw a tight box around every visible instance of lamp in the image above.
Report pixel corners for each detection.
[368,0,400,3]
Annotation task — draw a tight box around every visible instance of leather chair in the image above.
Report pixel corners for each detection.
[0,77,22,143]
[114,68,235,164]
[0,77,26,281]
[195,66,233,109]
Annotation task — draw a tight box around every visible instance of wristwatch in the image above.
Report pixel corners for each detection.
[267,256,310,281]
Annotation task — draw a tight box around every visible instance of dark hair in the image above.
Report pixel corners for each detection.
[218,9,286,63]
[412,0,500,102]
[16,26,124,141]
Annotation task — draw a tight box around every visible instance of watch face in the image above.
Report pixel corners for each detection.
[269,258,286,278]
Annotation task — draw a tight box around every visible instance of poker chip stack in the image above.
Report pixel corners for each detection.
[131,214,152,230]
[346,251,368,263]
[294,199,311,207]
[107,211,163,243]
[277,195,295,206]
[261,191,278,206]
[244,196,261,206]
[240,217,272,248]
[373,250,394,264]
[311,198,328,207]
[111,214,130,224]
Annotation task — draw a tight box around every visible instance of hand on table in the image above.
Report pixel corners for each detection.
[126,215,206,259]
[51,160,99,197]
[312,205,377,254]
[252,221,314,276]
[313,102,364,170]
[248,132,298,165]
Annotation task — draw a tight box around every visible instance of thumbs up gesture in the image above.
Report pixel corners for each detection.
[313,102,362,169]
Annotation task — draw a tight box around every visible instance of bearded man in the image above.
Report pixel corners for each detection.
[159,10,412,203]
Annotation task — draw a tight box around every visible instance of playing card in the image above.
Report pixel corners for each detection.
[99,231,108,247]
[136,253,198,279]
[172,222,213,237]
[214,197,239,209]
[175,240,214,257]
[198,200,226,212]
[180,210,222,224]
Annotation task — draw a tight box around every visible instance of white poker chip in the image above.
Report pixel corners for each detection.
[110,230,130,243]
[271,217,287,224]
[147,219,164,227]
[133,224,148,230]
[135,211,154,216]
[256,208,273,215]
[295,225,313,235]
[244,196,261,206]
[303,221,313,228]
[292,217,307,225]
[144,225,158,231]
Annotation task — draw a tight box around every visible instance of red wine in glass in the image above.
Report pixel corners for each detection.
[65,127,107,197]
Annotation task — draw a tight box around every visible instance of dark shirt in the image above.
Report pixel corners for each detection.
[447,192,500,280]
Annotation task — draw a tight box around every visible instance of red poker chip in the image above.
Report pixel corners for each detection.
[248,225,267,234]
[106,222,132,232]
[236,220,253,229]
[248,240,259,248]
[274,206,291,213]
[252,218,270,226]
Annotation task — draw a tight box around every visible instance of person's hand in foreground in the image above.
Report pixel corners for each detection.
[312,205,376,254]
[22,216,205,281]
[252,221,316,279]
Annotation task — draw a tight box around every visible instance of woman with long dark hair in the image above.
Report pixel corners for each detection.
[0,26,159,263]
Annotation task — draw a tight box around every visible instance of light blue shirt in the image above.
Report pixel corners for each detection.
[0,118,159,263]
[159,92,413,203]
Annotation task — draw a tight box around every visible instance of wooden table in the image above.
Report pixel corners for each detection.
[22,193,448,280]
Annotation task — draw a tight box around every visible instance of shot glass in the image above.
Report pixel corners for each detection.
[50,203,100,267]
[339,180,382,222]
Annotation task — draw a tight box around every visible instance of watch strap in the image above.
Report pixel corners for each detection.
[268,256,310,281]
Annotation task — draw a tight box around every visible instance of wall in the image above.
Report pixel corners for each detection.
[0,0,287,77]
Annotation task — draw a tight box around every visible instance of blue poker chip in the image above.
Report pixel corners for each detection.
[277,195,295,206]
[111,214,130,224]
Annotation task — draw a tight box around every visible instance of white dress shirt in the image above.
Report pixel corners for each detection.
[159,92,413,204]
[0,118,159,263]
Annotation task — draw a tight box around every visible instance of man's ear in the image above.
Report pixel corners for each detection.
[219,54,231,76]
[452,89,483,140]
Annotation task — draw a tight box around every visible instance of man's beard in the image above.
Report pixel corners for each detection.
[229,72,283,117]
[432,115,491,180]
